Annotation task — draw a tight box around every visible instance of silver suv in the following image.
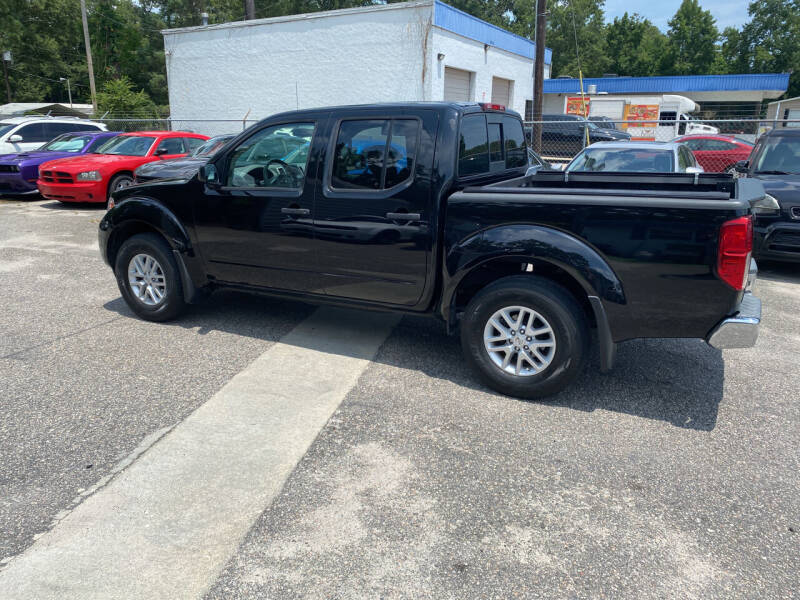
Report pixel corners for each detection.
[0,116,107,154]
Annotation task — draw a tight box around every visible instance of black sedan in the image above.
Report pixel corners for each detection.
[133,134,235,183]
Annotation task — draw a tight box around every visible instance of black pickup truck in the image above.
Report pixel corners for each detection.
[99,102,762,398]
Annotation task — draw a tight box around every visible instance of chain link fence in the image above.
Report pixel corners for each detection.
[524,118,800,172]
[87,116,800,174]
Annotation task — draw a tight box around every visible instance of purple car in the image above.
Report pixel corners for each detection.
[0,130,120,195]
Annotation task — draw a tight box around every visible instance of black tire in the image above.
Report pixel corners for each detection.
[107,173,133,207]
[114,232,186,322]
[460,275,589,399]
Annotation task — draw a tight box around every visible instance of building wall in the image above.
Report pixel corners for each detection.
[163,3,433,134]
[429,27,537,117]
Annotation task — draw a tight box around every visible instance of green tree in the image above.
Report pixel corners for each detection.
[664,0,719,75]
[740,0,800,97]
[605,13,668,77]
[537,0,609,77]
[96,76,159,117]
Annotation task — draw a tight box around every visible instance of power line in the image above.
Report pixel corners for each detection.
[7,65,89,88]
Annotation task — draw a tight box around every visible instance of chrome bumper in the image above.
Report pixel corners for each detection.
[706,260,761,349]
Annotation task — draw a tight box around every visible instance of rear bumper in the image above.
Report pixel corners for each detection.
[706,260,761,349]
[706,293,761,349]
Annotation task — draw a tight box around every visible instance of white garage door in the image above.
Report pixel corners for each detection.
[444,67,472,102]
[491,77,512,107]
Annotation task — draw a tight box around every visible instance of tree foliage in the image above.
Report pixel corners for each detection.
[664,0,719,75]
[605,13,668,77]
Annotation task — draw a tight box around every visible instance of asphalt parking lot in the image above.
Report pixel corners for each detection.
[1,198,798,599]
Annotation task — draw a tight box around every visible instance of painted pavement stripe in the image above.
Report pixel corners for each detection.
[0,306,399,599]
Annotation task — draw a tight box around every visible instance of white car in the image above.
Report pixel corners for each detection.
[0,117,107,155]
[565,141,705,174]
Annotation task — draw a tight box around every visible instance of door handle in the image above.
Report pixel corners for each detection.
[386,212,421,220]
[281,207,310,216]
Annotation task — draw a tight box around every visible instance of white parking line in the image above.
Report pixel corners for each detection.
[0,306,399,599]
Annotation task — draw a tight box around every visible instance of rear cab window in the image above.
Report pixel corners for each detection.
[458,113,528,178]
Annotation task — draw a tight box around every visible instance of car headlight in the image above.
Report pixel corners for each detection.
[77,170,102,181]
[753,193,781,216]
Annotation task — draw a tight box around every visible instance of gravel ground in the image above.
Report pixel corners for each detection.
[1,198,798,599]
[0,199,313,560]
[207,264,799,599]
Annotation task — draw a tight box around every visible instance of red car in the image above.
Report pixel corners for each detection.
[673,134,754,174]
[37,131,209,205]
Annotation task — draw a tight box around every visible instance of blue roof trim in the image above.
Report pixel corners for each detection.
[433,1,552,64]
[542,73,790,94]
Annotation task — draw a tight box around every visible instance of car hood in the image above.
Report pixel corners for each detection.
[136,157,207,179]
[39,153,142,172]
[0,151,81,166]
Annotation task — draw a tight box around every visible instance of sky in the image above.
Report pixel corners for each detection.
[603,0,751,32]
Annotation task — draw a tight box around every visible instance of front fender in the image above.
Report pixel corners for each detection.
[98,196,205,302]
[442,223,626,316]
[101,195,192,253]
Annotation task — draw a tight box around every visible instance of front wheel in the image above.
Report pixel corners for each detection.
[107,174,133,207]
[460,275,589,399]
[114,233,186,322]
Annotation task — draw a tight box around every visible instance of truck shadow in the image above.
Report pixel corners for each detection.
[104,290,724,432]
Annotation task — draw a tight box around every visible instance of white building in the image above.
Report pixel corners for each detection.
[162,0,551,134]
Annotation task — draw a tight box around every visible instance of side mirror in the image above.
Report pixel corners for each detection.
[734,160,749,174]
[198,163,219,185]
[154,147,168,156]
[8,134,22,143]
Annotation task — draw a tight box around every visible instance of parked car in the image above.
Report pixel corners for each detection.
[525,147,552,175]
[565,141,704,173]
[133,134,235,184]
[37,131,209,205]
[673,134,753,173]
[99,102,761,399]
[0,131,120,195]
[734,127,800,262]
[588,115,618,130]
[527,114,631,158]
[0,116,107,154]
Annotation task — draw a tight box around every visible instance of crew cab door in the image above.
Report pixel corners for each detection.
[192,118,322,292]
[312,110,436,305]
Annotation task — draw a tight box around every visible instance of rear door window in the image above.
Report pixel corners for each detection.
[331,119,419,190]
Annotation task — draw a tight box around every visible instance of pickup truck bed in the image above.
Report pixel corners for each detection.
[98,102,761,399]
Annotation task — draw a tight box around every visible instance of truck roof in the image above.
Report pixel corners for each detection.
[264,101,522,121]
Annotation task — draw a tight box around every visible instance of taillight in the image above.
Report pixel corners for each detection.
[717,216,753,290]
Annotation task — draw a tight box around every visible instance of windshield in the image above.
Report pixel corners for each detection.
[191,136,232,158]
[568,148,675,172]
[752,137,800,174]
[0,123,16,137]
[585,119,600,130]
[96,135,156,157]
[41,134,93,153]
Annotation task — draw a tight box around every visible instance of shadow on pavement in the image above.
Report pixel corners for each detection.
[104,290,725,432]
[38,200,106,211]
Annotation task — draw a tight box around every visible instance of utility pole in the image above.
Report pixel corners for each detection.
[80,0,98,114]
[244,0,255,20]
[2,51,11,104]
[532,0,547,154]
[60,77,73,107]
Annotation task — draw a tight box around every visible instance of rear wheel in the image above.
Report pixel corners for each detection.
[460,275,589,399]
[114,233,186,322]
